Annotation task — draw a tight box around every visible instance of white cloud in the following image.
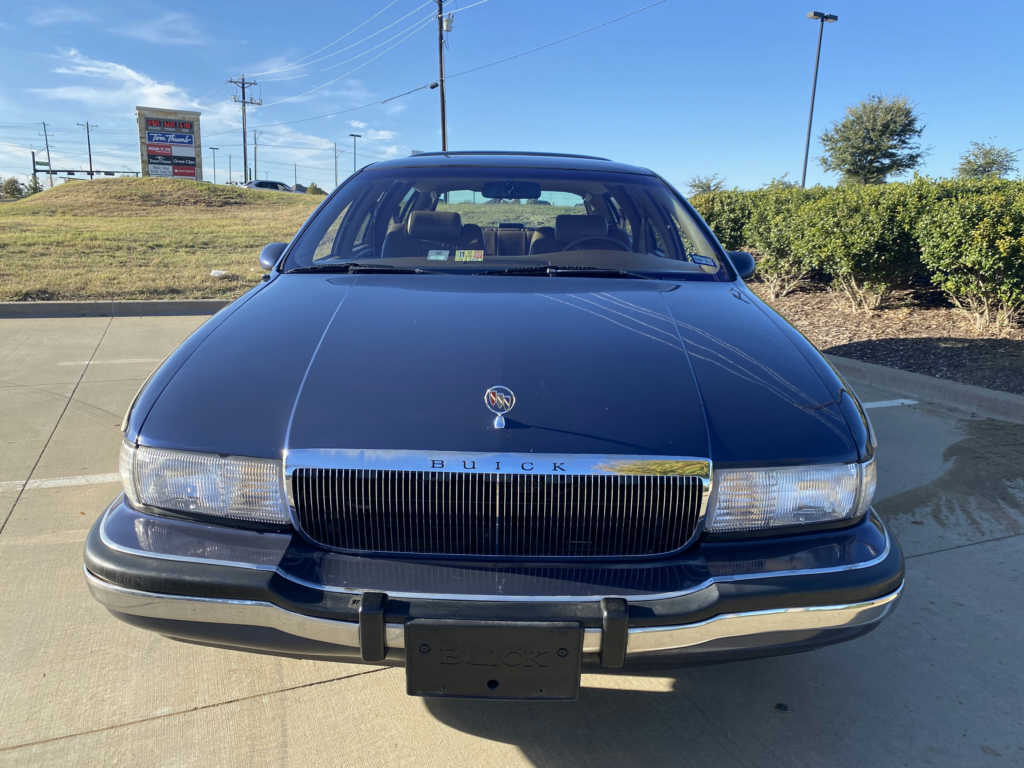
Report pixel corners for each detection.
[34,49,195,108]
[114,12,206,46]
[7,52,411,187]
[27,6,95,26]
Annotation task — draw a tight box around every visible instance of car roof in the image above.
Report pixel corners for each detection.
[365,151,655,176]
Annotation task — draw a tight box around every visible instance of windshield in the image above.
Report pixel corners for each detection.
[283,165,730,279]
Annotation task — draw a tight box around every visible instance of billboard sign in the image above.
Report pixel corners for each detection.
[137,106,202,181]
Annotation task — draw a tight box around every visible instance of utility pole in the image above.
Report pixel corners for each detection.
[41,122,54,188]
[293,163,297,187]
[77,121,95,179]
[333,142,338,187]
[253,131,259,180]
[436,0,449,151]
[229,75,261,183]
[209,146,219,184]
[801,11,838,188]
[350,133,361,172]
[229,154,233,184]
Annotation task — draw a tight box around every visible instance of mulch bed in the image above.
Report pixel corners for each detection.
[749,282,1024,396]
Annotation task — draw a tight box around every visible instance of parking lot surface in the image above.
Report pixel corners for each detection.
[1,315,1022,767]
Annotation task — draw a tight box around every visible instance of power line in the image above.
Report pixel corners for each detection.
[203,85,436,141]
[447,0,668,81]
[260,17,435,108]
[216,0,666,136]
[252,0,433,77]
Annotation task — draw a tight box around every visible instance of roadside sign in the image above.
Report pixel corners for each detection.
[137,106,202,181]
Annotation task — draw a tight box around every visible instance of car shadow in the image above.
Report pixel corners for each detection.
[822,336,1024,396]
[418,651,868,767]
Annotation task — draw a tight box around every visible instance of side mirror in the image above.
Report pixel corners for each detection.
[727,250,756,280]
[259,242,287,271]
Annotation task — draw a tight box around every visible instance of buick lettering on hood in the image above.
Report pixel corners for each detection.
[85,152,903,700]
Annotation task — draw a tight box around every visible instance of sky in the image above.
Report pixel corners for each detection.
[1,0,1021,192]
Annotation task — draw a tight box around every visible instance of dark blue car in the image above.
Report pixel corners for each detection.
[85,152,903,700]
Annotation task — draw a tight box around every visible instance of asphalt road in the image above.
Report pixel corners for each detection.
[1,316,1021,767]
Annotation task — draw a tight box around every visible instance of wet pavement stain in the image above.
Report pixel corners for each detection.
[876,419,1024,557]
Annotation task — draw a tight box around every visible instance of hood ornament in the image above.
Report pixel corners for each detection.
[484,385,515,429]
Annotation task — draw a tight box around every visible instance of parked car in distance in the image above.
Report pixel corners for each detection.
[290,183,307,194]
[244,179,292,192]
[86,151,903,701]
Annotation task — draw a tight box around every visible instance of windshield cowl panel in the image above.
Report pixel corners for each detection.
[282,166,733,282]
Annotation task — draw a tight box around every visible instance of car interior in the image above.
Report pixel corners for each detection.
[297,173,725,276]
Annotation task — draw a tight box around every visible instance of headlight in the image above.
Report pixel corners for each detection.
[705,458,876,534]
[120,441,289,525]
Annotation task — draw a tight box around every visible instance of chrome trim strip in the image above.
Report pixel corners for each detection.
[98,505,892,602]
[85,566,902,657]
[284,449,711,478]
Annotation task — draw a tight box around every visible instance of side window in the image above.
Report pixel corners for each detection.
[312,201,350,261]
[394,187,419,225]
[352,207,373,247]
[645,221,668,258]
[606,195,633,246]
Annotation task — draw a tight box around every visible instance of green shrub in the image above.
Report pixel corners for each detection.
[743,187,827,298]
[917,188,1024,328]
[689,190,752,250]
[792,183,923,309]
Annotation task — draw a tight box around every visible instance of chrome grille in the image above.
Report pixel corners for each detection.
[291,469,705,557]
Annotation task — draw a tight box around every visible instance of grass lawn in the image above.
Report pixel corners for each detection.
[0,177,320,301]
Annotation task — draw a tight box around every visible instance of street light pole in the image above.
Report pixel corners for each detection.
[350,133,361,173]
[209,146,219,184]
[801,11,838,188]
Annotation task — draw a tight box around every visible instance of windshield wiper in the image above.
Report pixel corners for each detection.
[480,264,656,280]
[286,262,433,274]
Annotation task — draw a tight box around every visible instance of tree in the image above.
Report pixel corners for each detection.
[819,95,924,184]
[26,175,44,195]
[1,177,26,199]
[687,174,726,196]
[761,173,798,190]
[956,141,1018,179]
[306,182,326,195]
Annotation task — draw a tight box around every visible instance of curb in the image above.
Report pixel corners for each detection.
[827,354,1024,426]
[0,300,231,318]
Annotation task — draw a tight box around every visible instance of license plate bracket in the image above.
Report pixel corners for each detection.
[405,620,583,700]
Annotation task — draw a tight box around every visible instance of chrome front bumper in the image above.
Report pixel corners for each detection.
[85,566,901,658]
[85,499,904,666]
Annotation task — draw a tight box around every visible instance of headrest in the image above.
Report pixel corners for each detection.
[555,214,607,243]
[407,210,462,242]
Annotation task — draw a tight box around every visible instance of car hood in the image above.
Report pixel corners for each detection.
[137,274,856,466]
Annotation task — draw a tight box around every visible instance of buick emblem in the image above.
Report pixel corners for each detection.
[484,385,515,430]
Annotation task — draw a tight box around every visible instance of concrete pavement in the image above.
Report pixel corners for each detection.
[0,315,1021,767]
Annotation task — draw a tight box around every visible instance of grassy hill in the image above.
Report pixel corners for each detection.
[0,178,321,301]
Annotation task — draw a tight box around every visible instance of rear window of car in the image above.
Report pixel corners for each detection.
[284,165,729,279]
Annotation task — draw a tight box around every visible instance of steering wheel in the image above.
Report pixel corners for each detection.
[563,236,629,251]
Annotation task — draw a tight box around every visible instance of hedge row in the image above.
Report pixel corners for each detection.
[690,177,1024,321]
